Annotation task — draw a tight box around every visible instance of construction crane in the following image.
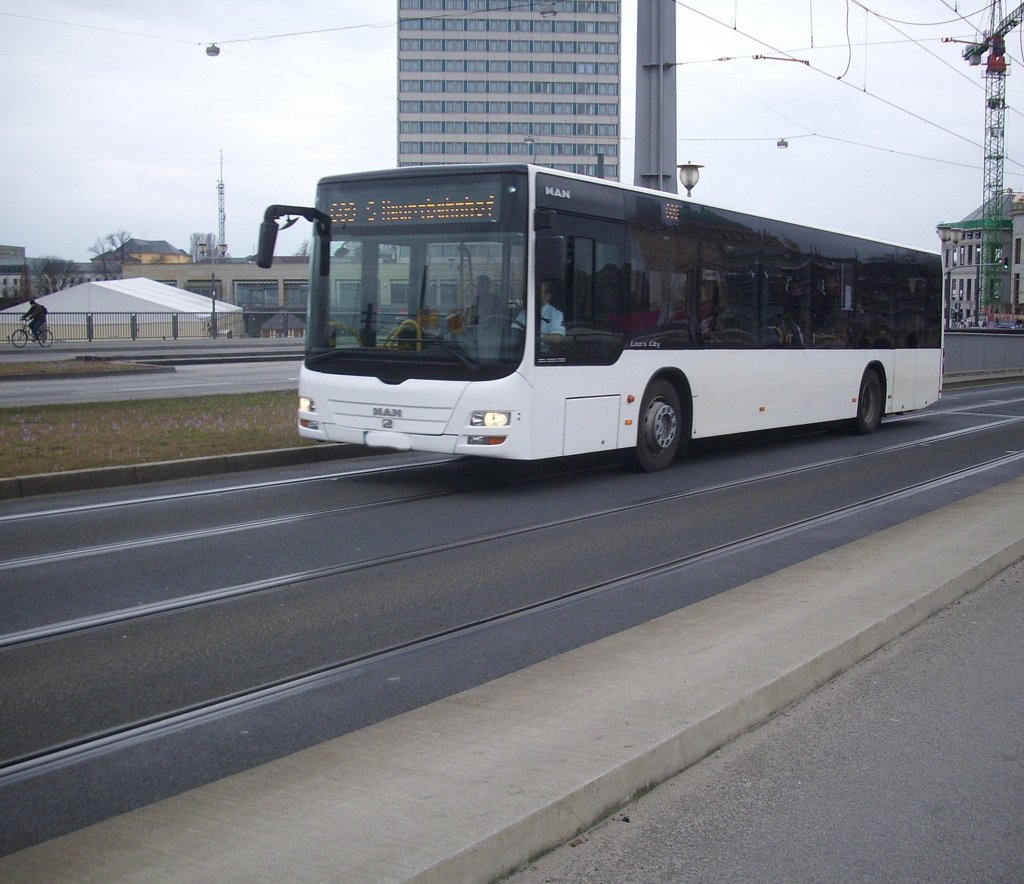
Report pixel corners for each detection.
[960,2,1024,315]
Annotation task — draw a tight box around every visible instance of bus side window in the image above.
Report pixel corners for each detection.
[553,234,625,364]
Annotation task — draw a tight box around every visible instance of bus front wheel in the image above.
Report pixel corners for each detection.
[629,379,683,472]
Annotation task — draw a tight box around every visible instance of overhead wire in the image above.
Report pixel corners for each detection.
[0,8,398,101]
[680,54,1018,177]
[856,2,991,27]
[855,0,1024,127]
[671,0,1024,169]
[215,49,393,100]
[679,131,1023,176]
[851,0,1003,93]
[0,1,543,51]
[210,0,540,46]
[11,2,1023,173]
[937,0,990,36]
[674,35,978,65]
[0,10,195,44]
[837,0,854,82]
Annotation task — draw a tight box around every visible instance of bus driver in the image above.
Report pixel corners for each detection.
[514,282,564,347]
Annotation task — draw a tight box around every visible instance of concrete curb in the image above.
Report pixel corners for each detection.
[0,444,376,500]
[3,476,1022,883]
[944,370,1024,387]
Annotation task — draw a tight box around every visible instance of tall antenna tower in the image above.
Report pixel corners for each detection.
[217,149,227,256]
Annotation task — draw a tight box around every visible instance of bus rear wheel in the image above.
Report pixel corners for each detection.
[629,379,683,472]
[850,369,883,435]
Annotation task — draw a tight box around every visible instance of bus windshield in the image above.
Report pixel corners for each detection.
[307,171,528,382]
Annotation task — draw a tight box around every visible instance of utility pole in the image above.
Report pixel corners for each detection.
[634,0,677,193]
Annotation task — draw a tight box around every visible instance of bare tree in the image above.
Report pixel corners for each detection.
[107,230,132,272]
[34,256,78,295]
[88,238,112,279]
[295,239,311,257]
[88,230,133,278]
[19,265,32,302]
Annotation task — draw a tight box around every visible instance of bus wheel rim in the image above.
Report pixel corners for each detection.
[648,402,677,450]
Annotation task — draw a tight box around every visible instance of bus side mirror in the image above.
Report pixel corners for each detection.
[256,204,332,274]
[256,221,278,269]
[536,235,566,283]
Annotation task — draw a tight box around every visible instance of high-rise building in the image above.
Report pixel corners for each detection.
[397,0,621,179]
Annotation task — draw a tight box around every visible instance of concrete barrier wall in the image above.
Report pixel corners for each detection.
[944,331,1024,376]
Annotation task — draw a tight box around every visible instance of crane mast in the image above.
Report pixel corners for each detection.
[962,2,1024,316]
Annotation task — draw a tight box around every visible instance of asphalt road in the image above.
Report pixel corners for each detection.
[2,338,1023,879]
[508,558,1024,883]
[0,338,304,404]
[1,381,1023,865]
[0,359,303,405]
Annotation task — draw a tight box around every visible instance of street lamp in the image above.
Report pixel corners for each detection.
[197,239,227,337]
[677,162,703,197]
[937,225,953,326]
[937,225,968,327]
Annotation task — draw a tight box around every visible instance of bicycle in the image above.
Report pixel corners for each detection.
[10,322,53,348]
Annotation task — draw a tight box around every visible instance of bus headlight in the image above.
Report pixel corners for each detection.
[470,410,510,428]
[298,396,319,429]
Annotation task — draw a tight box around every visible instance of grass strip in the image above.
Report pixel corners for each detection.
[0,360,155,377]
[0,391,310,478]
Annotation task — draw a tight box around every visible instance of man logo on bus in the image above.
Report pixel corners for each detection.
[373,407,402,418]
[544,186,570,199]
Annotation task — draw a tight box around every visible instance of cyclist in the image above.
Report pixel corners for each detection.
[21,298,48,342]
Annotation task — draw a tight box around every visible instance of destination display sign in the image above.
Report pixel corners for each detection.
[327,183,500,226]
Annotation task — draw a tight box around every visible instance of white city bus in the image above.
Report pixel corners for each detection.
[257,164,942,471]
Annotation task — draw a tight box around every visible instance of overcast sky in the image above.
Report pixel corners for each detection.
[1,1,1018,260]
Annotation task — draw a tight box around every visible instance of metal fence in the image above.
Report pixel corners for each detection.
[1,311,306,342]
[4,314,1022,380]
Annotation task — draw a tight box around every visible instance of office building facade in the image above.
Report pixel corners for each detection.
[397,0,621,178]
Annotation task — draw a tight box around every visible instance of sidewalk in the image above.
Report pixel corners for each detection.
[2,475,1022,883]
[510,558,1024,883]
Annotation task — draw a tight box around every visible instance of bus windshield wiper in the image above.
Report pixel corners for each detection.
[422,338,479,371]
[306,349,349,365]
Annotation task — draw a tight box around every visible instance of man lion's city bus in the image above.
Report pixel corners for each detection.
[257,164,941,472]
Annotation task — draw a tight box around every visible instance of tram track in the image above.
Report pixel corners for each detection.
[3,390,1023,780]
[3,446,1022,788]
[3,412,1024,651]
[0,457,456,525]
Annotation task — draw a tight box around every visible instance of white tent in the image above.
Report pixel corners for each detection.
[2,278,243,340]
[1,278,242,315]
